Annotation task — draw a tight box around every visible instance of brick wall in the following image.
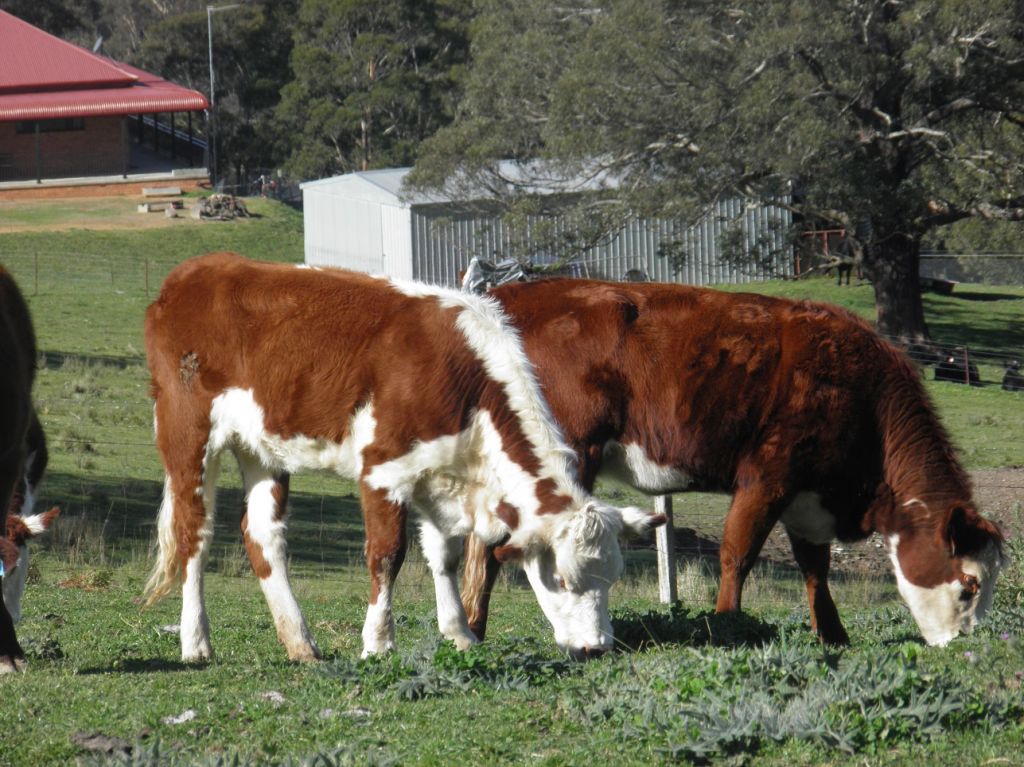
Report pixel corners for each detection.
[0,116,126,180]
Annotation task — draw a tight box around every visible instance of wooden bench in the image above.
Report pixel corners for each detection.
[141,186,182,198]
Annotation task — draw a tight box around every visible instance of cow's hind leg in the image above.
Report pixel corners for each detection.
[786,532,849,645]
[237,456,320,661]
[177,454,220,662]
[716,481,788,615]
[360,484,408,657]
[420,521,477,650]
[148,392,218,663]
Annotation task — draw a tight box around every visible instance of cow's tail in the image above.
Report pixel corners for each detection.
[144,477,180,605]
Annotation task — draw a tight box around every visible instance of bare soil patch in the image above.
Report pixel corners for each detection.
[0,195,202,233]
[675,467,1023,576]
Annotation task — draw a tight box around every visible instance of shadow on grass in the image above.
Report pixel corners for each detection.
[612,604,778,652]
[39,349,146,370]
[953,292,1024,303]
[76,658,196,675]
[37,471,367,571]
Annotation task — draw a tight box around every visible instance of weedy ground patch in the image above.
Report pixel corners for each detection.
[0,198,1022,765]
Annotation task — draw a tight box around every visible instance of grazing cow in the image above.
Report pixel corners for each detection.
[934,350,981,386]
[0,266,39,672]
[823,255,856,286]
[1002,360,1024,392]
[462,279,1004,647]
[143,253,663,662]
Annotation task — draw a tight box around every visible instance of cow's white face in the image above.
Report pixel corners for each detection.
[1,543,29,624]
[889,534,1002,647]
[513,502,663,659]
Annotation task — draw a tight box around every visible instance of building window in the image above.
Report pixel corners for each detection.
[15,118,85,134]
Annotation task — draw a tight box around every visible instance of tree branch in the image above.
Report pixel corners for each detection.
[925,197,1024,227]
[922,97,979,126]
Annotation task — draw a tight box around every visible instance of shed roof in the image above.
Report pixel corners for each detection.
[300,162,615,208]
[301,168,448,206]
[0,10,208,121]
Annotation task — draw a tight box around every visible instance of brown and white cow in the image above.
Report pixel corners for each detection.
[143,253,663,662]
[0,266,40,672]
[462,279,1004,647]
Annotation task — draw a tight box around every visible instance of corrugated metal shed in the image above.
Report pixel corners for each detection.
[302,166,793,287]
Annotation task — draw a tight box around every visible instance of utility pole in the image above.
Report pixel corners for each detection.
[207,3,241,188]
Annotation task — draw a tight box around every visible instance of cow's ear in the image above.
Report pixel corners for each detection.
[494,544,524,563]
[947,505,1003,558]
[619,506,667,536]
[21,507,60,537]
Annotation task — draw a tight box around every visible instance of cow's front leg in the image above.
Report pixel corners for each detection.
[360,485,408,657]
[716,483,786,615]
[1,460,27,672]
[238,458,320,662]
[0,534,26,673]
[420,521,477,650]
[786,532,849,645]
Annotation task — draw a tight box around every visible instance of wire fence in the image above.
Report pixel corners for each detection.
[5,250,1023,611]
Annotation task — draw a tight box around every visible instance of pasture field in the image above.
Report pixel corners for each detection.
[0,198,1022,765]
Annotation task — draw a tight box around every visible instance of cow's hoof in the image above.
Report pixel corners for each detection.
[286,643,322,663]
[0,654,25,674]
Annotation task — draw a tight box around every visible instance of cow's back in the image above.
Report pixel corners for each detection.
[146,253,484,445]
[492,279,890,491]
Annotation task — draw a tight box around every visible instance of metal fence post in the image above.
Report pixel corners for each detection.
[655,494,677,603]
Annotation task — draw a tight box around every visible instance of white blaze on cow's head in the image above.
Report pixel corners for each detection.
[2,509,59,623]
[496,502,666,659]
[887,502,1003,647]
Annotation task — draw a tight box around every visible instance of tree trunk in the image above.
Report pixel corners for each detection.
[867,234,930,343]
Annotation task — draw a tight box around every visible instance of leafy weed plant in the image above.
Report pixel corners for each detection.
[567,637,1023,762]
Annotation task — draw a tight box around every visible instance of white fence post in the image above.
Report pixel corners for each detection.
[655,494,677,603]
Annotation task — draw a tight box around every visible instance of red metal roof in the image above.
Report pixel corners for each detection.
[0,10,208,121]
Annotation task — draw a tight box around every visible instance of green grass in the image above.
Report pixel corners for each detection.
[6,553,1023,765]
[0,199,1022,765]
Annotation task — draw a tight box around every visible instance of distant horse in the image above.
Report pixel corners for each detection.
[935,350,981,386]
[1002,360,1024,392]
[462,279,1003,647]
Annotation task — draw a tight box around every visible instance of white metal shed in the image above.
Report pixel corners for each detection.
[301,166,793,287]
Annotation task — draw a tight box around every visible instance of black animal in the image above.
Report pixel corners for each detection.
[1002,360,1024,392]
[934,350,981,386]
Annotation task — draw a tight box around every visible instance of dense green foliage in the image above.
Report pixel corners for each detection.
[275,0,471,179]
[411,0,1024,340]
